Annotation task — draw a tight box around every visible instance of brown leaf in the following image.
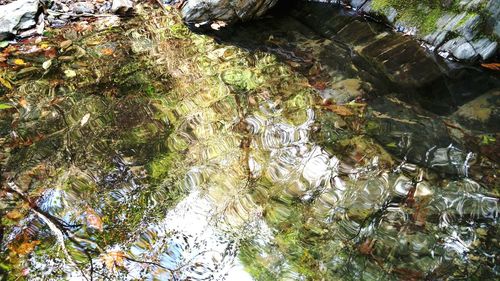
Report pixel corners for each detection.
[101,48,114,56]
[44,48,57,59]
[359,238,375,255]
[85,208,103,231]
[481,63,500,71]
[326,104,354,116]
[11,240,40,255]
[6,210,23,220]
[19,97,28,108]
[311,80,327,90]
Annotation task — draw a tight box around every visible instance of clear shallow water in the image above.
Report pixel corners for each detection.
[0,3,498,281]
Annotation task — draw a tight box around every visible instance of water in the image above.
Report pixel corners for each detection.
[0,3,498,281]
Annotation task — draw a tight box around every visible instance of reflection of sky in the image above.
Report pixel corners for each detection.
[128,190,255,280]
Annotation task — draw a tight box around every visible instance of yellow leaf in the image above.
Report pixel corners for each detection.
[13,59,26,66]
[39,42,50,49]
[0,77,12,89]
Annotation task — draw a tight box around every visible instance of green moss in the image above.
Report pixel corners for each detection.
[371,0,445,34]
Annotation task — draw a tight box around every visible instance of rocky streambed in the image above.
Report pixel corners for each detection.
[0,1,498,280]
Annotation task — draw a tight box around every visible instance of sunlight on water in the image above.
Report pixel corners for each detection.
[0,2,498,281]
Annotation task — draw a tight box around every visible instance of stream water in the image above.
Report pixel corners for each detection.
[0,2,498,281]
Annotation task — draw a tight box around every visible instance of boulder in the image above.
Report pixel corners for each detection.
[0,0,39,40]
[180,0,279,25]
[111,0,134,14]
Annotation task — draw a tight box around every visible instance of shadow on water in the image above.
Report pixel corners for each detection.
[206,1,500,115]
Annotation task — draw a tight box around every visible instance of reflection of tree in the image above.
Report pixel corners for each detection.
[2,184,185,280]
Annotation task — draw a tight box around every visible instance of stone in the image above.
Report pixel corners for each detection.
[70,2,95,14]
[321,79,370,104]
[111,0,133,14]
[0,0,39,40]
[472,39,498,60]
[452,41,477,60]
[181,0,279,25]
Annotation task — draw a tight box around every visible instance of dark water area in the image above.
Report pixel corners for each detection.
[0,2,498,281]
[210,1,500,115]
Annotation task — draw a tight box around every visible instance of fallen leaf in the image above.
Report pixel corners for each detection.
[101,48,114,56]
[481,63,500,71]
[44,48,57,58]
[13,59,26,66]
[359,238,376,255]
[326,104,354,116]
[6,210,23,220]
[12,240,40,255]
[42,60,52,70]
[0,77,12,89]
[39,42,50,49]
[19,97,28,108]
[0,103,13,110]
[85,208,103,231]
[59,40,73,50]
[101,251,125,271]
[80,113,90,126]
[311,80,327,90]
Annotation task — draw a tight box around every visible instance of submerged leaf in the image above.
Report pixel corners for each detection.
[13,59,26,66]
[325,104,354,116]
[0,77,13,89]
[0,103,13,110]
[10,240,41,255]
[6,210,23,220]
[85,208,103,231]
[481,63,500,71]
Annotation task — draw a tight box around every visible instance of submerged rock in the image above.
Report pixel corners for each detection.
[451,90,500,133]
[180,0,279,25]
[0,0,40,40]
[365,96,470,174]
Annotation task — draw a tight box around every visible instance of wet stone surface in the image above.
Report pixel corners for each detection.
[0,2,499,281]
